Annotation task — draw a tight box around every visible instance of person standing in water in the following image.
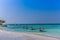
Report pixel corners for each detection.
[39,27,44,32]
[31,26,35,30]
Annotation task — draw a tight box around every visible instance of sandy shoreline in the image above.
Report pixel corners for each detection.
[0,30,59,40]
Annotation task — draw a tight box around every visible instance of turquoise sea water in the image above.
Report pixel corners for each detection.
[1,24,60,37]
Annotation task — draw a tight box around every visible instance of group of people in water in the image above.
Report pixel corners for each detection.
[22,26,44,32]
[4,24,44,32]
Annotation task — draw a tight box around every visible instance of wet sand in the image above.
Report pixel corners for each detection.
[0,30,59,40]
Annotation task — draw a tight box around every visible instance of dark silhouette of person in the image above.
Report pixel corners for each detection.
[39,27,44,32]
[31,26,35,30]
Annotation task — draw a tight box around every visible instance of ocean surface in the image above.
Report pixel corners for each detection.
[0,24,60,37]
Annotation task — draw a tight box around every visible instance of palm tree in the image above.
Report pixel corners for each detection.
[0,20,5,25]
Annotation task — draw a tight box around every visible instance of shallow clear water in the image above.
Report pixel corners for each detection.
[1,24,60,37]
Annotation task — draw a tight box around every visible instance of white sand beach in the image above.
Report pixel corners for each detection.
[0,30,59,40]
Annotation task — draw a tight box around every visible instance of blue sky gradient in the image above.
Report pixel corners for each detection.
[0,0,60,24]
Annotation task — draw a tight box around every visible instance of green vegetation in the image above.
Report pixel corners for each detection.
[0,20,5,25]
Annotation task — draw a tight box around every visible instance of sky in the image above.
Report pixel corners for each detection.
[0,0,60,24]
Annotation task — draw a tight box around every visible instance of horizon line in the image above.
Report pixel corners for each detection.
[6,23,60,25]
